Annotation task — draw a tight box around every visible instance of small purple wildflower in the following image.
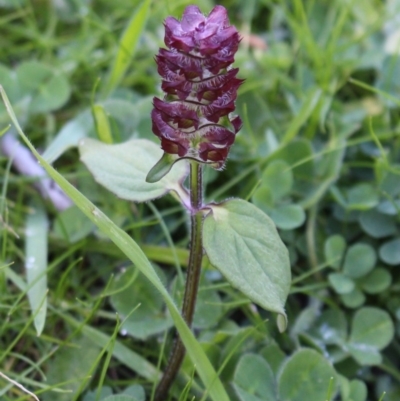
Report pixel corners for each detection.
[151,5,243,169]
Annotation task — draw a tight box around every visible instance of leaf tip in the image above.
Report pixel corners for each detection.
[277,313,288,332]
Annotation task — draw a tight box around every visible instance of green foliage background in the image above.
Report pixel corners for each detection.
[1,0,400,400]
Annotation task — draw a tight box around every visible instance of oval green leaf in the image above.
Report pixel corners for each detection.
[349,307,394,351]
[269,203,305,230]
[110,267,173,340]
[16,60,70,113]
[360,268,392,294]
[340,288,366,309]
[324,234,346,269]
[123,385,145,401]
[233,354,277,401]
[346,183,379,211]
[377,199,400,215]
[379,238,400,265]
[347,306,395,366]
[203,199,291,331]
[261,159,293,201]
[343,243,376,278]
[349,380,367,401]
[278,349,337,401]
[328,272,355,294]
[359,209,396,238]
[79,138,189,203]
[312,309,348,345]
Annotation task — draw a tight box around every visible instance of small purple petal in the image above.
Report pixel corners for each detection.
[158,49,204,78]
[230,115,243,133]
[153,97,200,129]
[161,137,190,157]
[200,125,236,146]
[199,87,238,122]
[207,5,230,28]
[151,109,180,140]
[180,5,205,32]
[198,142,229,162]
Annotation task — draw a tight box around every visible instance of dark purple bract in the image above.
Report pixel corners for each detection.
[151,5,243,168]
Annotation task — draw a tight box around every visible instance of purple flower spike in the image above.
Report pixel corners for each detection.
[151,5,243,169]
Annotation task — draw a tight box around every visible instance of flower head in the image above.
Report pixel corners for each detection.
[151,5,243,169]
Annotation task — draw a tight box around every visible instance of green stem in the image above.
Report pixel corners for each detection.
[154,162,204,401]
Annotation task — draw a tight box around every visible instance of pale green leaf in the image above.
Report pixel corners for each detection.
[349,307,394,351]
[343,243,376,278]
[79,138,189,203]
[379,238,400,265]
[346,183,379,211]
[110,267,173,340]
[349,380,367,401]
[360,268,392,294]
[347,343,382,366]
[233,354,277,401]
[312,309,348,345]
[359,209,396,238]
[340,288,365,309]
[261,343,286,375]
[17,60,70,113]
[324,234,346,269]
[123,385,145,401]
[260,160,293,201]
[377,199,400,215]
[277,349,337,401]
[203,199,291,331]
[43,336,100,401]
[328,272,355,294]
[269,203,305,230]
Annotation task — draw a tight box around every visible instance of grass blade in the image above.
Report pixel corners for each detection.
[25,199,48,336]
[0,85,230,401]
[282,88,322,144]
[103,0,151,96]
[92,104,113,144]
